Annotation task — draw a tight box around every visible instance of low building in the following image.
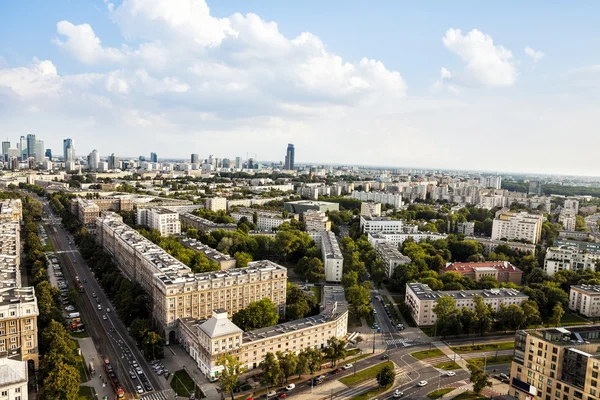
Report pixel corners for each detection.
[230,209,291,232]
[321,232,343,283]
[359,216,404,234]
[283,200,339,214]
[303,210,331,232]
[180,213,238,233]
[559,230,593,241]
[457,222,475,236]
[180,238,236,270]
[375,242,411,277]
[405,283,528,326]
[569,285,600,318]
[0,358,28,400]
[137,207,181,236]
[0,200,22,222]
[441,261,523,284]
[367,231,447,247]
[360,202,381,217]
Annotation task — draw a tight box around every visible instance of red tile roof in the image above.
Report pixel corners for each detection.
[442,261,522,274]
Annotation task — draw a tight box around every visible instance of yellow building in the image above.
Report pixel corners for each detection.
[0,287,39,368]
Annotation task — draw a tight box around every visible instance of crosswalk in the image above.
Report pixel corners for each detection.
[385,338,414,346]
[140,389,176,400]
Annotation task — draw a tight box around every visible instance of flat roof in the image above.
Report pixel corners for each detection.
[407,282,527,301]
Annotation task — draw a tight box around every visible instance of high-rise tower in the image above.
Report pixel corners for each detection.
[284,143,295,170]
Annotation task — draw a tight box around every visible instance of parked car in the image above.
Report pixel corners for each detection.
[130,371,137,379]
[278,394,287,399]
[266,391,277,398]
[97,304,102,310]
[417,381,428,387]
[393,389,404,398]
[135,367,143,375]
[342,364,353,370]
[92,293,97,298]
[102,314,107,320]
[137,385,144,394]
[332,368,343,374]
[286,384,295,391]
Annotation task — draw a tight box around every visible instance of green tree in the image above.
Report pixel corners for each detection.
[377,364,395,387]
[42,362,80,400]
[496,304,526,331]
[218,354,247,400]
[295,352,309,378]
[260,352,284,386]
[433,296,457,337]
[142,331,165,360]
[324,337,347,367]
[277,352,298,383]
[286,283,316,320]
[233,251,253,268]
[232,298,279,331]
[302,347,323,375]
[468,362,492,395]
[130,318,151,344]
[523,300,542,326]
[473,295,493,335]
[550,303,565,327]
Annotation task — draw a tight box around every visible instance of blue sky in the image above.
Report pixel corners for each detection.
[1,0,600,175]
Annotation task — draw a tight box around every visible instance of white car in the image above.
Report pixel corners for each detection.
[266,391,277,398]
[97,304,102,310]
[393,389,404,398]
[137,385,144,394]
[342,364,353,370]
[102,314,107,320]
[417,381,428,387]
[446,371,456,377]
[136,367,143,375]
[286,384,295,391]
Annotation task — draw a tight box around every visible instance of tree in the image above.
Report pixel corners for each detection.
[232,298,279,331]
[218,354,246,400]
[550,303,565,327]
[473,295,493,335]
[130,318,150,344]
[277,352,298,383]
[301,347,323,375]
[523,300,542,327]
[260,352,283,386]
[496,304,526,331]
[233,251,253,268]
[468,362,492,394]
[286,283,316,320]
[324,337,347,367]
[142,331,165,360]
[433,296,457,337]
[42,362,81,400]
[295,352,309,378]
[377,364,395,387]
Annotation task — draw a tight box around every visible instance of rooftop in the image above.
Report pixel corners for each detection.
[321,231,343,259]
[442,261,522,274]
[571,284,600,295]
[376,242,411,262]
[180,213,238,228]
[180,238,234,262]
[199,309,243,338]
[407,282,527,301]
[285,200,337,206]
[0,358,27,386]
[527,325,600,349]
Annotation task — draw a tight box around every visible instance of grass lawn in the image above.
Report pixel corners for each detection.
[77,386,95,400]
[391,295,404,305]
[339,361,393,386]
[451,342,514,353]
[71,331,89,339]
[451,391,489,400]
[433,361,461,370]
[428,388,454,399]
[352,384,394,400]
[76,354,89,383]
[310,286,322,304]
[171,369,199,397]
[468,355,513,366]
[411,349,444,360]
[558,313,590,326]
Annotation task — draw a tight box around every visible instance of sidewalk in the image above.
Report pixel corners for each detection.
[77,336,115,399]
[162,344,221,400]
[432,341,470,370]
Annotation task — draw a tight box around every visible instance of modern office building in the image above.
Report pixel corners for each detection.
[405,283,528,326]
[191,154,199,164]
[480,176,502,189]
[150,152,158,163]
[178,286,348,380]
[284,143,295,170]
[321,232,343,282]
[136,207,181,237]
[510,325,600,400]
[26,135,36,160]
[283,200,339,214]
[18,136,27,161]
[441,261,523,284]
[359,216,404,234]
[375,242,411,278]
[1,142,10,161]
[63,138,74,161]
[569,285,600,318]
[491,209,544,244]
[180,213,238,233]
[303,210,331,232]
[107,153,120,170]
[44,149,52,161]
[87,149,100,170]
[235,157,242,169]
[34,140,44,162]
[180,238,236,270]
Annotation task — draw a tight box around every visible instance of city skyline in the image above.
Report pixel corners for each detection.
[1,1,600,176]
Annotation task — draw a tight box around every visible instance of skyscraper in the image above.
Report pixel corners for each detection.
[191,153,199,164]
[45,149,52,160]
[528,180,542,196]
[35,140,44,162]
[26,134,36,159]
[1,141,10,160]
[284,143,295,170]
[63,138,75,161]
[150,152,158,163]
[19,136,27,160]
[87,149,100,170]
[235,157,242,169]
[108,153,120,170]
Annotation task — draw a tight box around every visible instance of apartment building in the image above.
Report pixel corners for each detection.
[0,287,39,368]
[367,231,447,247]
[283,200,339,214]
[0,221,20,288]
[303,210,331,232]
[136,207,181,236]
[180,238,236,270]
[510,325,600,400]
[179,213,238,233]
[405,282,528,326]
[0,358,28,400]
[321,232,343,282]
[564,198,580,214]
[178,286,348,380]
[559,209,577,231]
[73,198,101,226]
[468,236,536,255]
[441,261,523,284]
[457,222,475,236]
[205,197,227,212]
[360,202,382,217]
[0,200,22,222]
[375,242,411,277]
[350,191,403,208]
[95,212,286,336]
[491,210,544,244]
[559,231,593,241]
[230,209,290,232]
[359,216,404,234]
[569,285,600,318]
[544,244,600,276]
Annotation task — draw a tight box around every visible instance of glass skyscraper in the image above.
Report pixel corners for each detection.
[284,143,295,170]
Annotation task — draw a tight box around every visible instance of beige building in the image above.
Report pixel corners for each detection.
[95,213,286,337]
[559,209,577,231]
[0,358,28,400]
[0,200,22,222]
[180,238,236,270]
[178,286,348,380]
[0,287,39,368]
[0,221,21,288]
[360,202,381,217]
[375,242,411,278]
[321,232,343,282]
[569,285,600,318]
[491,209,544,244]
[205,198,227,212]
[180,213,238,233]
[137,207,181,236]
[405,282,528,326]
[303,210,331,232]
[510,325,600,400]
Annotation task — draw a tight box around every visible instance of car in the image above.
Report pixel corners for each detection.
[102,314,107,320]
[500,373,509,380]
[331,368,343,374]
[156,369,163,375]
[266,391,277,398]
[97,304,102,310]
[151,360,160,365]
[130,372,137,379]
[143,381,152,391]
[342,364,353,370]
[92,293,97,298]
[278,394,287,399]
[373,310,377,315]
[65,305,75,311]
[137,385,144,394]
[106,308,111,313]
[136,367,143,375]
[417,381,428,387]
[285,384,295,391]
[380,354,389,360]
[132,361,138,367]
[446,371,456,377]
[371,323,378,329]
[393,389,404,398]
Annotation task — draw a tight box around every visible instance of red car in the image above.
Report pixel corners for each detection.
[278,394,287,399]
[332,368,343,374]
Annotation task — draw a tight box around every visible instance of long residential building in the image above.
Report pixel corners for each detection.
[367,231,447,247]
[405,282,528,326]
[375,242,411,277]
[95,213,287,337]
[180,238,236,270]
[180,212,238,233]
[359,216,405,234]
[303,210,331,232]
[178,286,348,380]
[467,236,536,255]
[321,232,343,282]
[0,221,20,288]
[136,207,181,237]
[350,191,403,208]
[491,209,544,244]
[510,325,600,400]
[230,208,291,232]
[569,285,600,318]
[544,243,600,276]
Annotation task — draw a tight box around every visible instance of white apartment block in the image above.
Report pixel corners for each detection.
[457,222,475,236]
[375,242,411,277]
[205,197,227,212]
[480,176,502,189]
[95,212,287,337]
[360,202,382,217]
[230,209,291,232]
[351,191,403,208]
[569,285,600,318]
[543,244,600,276]
[367,231,447,247]
[303,210,331,232]
[0,221,21,288]
[564,198,580,214]
[405,283,528,326]
[321,232,343,282]
[359,216,404,234]
[0,358,28,400]
[491,210,543,244]
[558,209,576,231]
[137,207,181,237]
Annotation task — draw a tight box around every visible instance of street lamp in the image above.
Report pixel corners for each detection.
[372,329,376,354]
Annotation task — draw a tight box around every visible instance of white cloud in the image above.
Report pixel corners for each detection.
[430,67,458,94]
[442,28,517,87]
[0,59,62,99]
[524,46,544,62]
[54,21,126,64]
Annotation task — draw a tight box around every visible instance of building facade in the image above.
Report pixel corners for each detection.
[367,231,447,247]
[0,287,39,368]
[559,209,577,231]
[284,200,339,214]
[360,202,382,217]
[441,261,523,284]
[569,285,600,318]
[205,198,227,212]
[284,143,295,170]
[303,210,331,232]
[321,232,343,282]
[180,238,236,270]
[180,213,237,233]
[137,207,181,237]
[491,210,544,244]
[351,191,403,208]
[375,242,411,277]
[0,358,28,400]
[230,209,290,232]
[544,244,600,276]
[359,216,404,234]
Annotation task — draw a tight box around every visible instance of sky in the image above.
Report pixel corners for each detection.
[1,0,600,176]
